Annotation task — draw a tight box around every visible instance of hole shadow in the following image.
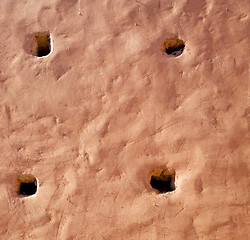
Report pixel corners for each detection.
[162,38,185,57]
[17,175,38,197]
[150,168,175,193]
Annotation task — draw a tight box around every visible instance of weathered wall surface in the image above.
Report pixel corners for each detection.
[0,0,249,239]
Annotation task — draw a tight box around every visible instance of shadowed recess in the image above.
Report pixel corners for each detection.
[32,32,51,57]
[162,38,185,57]
[150,168,175,193]
[17,175,37,196]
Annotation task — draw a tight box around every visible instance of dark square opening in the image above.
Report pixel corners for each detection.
[33,32,51,57]
[162,38,185,57]
[150,168,175,193]
[17,175,37,197]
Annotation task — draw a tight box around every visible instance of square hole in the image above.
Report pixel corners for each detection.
[150,168,175,193]
[17,175,38,197]
[162,38,185,57]
[30,32,52,57]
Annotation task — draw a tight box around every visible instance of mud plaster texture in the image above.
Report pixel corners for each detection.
[0,0,249,239]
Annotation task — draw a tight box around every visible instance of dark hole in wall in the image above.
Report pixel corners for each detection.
[17,175,37,196]
[33,32,51,57]
[150,168,175,193]
[162,38,185,57]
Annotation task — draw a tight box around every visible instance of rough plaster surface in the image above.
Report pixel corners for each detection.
[0,0,249,239]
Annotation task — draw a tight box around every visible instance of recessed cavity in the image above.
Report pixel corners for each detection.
[32,32,51,57]
[150,168,175,193]
[162,38,185,57]
[17,175,37,197]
